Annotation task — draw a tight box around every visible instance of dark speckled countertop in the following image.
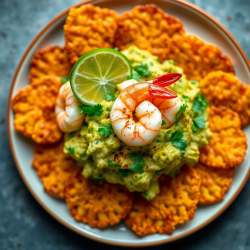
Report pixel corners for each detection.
[0,0,249,249]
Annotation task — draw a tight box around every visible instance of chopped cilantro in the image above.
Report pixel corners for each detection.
[98,123,113,137]
[119,169,129,177]
[95,141,99,144]
[157,57,160,62]
[108,160,121,168]
[82,121,88,126]
[139,169,144,174]
[170,130,187,154]
[114,47,119,51]
[133,63,152,77]
[193,93,209,114]
[182,95,190,100]
[129,152,145,172]
[175,122,179,127]
[114,87,118,92]
[190,80,198,85]
[67,147,74,154]
[175,103,187,120]
[79,153,86,157]
[127,71,141,81]
[105,93,116,101]
[78,104,103,116]
[106,107,110,111]
[162,120,166,125]
[164,130,173,140]
[61,76,69,84]
[192,115,206,132]
[149,62,154,66]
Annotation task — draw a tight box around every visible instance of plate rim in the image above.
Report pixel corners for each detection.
[7,0,250,247]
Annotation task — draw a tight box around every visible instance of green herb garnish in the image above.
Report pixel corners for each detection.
[175,103,187,120]
[105,93,116,101]
[191,115,206,132]
[193,93,209,114]
[98,123,113,137]
[67,147,74,154]
[127,71,141,81]
[61,76,69,84]
[129,152,145,172]
[162,120,166,125]
[164,130,173,140]
[134,63,152,77]
[190,80,198,85]
[182,95,190,100]
[78,104,103,116]
[119,169,129,177]
[170,130,187,154]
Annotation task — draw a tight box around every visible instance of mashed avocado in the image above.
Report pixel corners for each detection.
[64,46,212,200]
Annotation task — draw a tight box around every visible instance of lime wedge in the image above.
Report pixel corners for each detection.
[70,49,132,106]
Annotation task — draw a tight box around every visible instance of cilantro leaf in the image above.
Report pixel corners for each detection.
[190,80,198,85]
[168,60,175,65]
[164,130,173,140]
[193,93,209,114]
[182,95,190,100]
[127,71,141,81]
[78,104,103,116]
[139,169,144,174]
[108,160,120,168]
[170,130,187,154]
[105,93,116,101]
[175,103,187,120]
[192,115,206,132]
[162,120,166,125]
[61,76,69,84]
[170,130,183,141]
[67,147,74,154]
[98,123,113,137]
[171,138,187,154]
[134,63,152,77]
[149,62,154,66]
[119,169,129,177]
[129,152,145,172]
[79,153,86,157]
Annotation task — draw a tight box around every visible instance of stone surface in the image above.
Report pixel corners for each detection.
[0,0,249,249]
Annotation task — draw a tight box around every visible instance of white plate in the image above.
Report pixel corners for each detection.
[7,0,250,247]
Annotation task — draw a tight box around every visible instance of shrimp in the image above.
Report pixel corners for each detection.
[55,81,85,133]
[116,79,182,128]
[111,81,179,146]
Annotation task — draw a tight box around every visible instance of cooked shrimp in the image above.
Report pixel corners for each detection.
[55,81,85,133]
[117,80,182,128]
[111,81,179,146]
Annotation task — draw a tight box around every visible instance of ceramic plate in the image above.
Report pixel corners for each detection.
[7,0,250,247]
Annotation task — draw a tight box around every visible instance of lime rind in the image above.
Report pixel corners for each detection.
[70,49,132,106]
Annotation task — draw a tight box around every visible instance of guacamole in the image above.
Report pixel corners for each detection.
[64,46,211,200]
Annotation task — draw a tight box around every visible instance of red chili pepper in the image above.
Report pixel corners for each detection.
[149,84,177,99]
[152,73,182,87]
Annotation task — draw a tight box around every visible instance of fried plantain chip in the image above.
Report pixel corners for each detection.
[29,46,72,82]
[167,35,235,80]
[32,141,79,198]
[199,106,247,168]
[125,166,200,236]
[200,71,250,127]
[115,4,184,61]
[195,163,234,204]
[64,4,119,64]
[65,169,134,228]
[12,76,63,144]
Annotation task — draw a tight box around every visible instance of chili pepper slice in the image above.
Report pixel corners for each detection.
[153,73,182,87]
[149,84,178,99]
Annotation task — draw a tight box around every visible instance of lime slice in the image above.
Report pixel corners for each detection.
[70,49,132,106]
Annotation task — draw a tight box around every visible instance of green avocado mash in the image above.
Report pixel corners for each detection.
[64,46,212,200]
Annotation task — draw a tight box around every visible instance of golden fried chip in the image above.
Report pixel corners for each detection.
[115,4,184,61]
[32,141,79,198]
[199,106,247,168]
[64,4,119,64]
[200,71,250,127]
[12,76,63,144]
[167,35,235,80]
[65,169,134,228]
[29,46,72,82]
[195,163,234,204]
[125,166,200,236]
